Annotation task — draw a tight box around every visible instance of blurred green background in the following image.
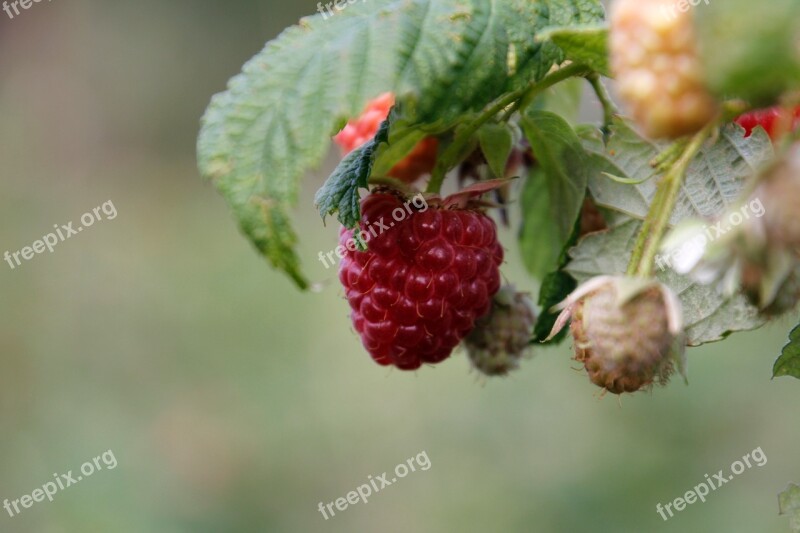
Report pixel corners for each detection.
[0,1,798,532]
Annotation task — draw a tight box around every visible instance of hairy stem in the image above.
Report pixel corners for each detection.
[627,119,720,278]
[425,63,591,193]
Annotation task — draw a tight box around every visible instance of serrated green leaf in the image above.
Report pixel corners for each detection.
[566,220,765,346]
[197,0,604,288]
[538,23,610,77]
[779,484,800,533]
[520,110,590,279]
[315,119,391,228]
[774,324,800,380]
[579,118,775,224]
[477,123,514,178]
[505,0,606,92]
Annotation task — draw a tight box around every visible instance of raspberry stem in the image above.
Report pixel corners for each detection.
[627,118,721,278]
[587,73,617,138]
[425,63,592,194]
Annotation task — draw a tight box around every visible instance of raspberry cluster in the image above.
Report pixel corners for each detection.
[610,0,718,139]
[339,190,503,370]
[333,93,439,183]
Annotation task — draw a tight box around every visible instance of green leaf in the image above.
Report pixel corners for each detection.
[519,110,590,279]
[567,221,765,346]
[694,0,800,105]
[774,324,800,380]
[477,123,514,178]
[520,168,556,277]
[538,23,610,77]
[579,118,774,225]
[779,484,800,533]
[315,119,391,228]
[197,0,605,287]
[520,109,592,345]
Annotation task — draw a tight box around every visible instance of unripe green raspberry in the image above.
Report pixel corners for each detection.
[549,276,685,394]
[610,0,719,139]
[465,286,536,376]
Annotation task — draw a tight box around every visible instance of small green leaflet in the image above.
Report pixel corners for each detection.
[315,119,390,228]
[774,323,800,380]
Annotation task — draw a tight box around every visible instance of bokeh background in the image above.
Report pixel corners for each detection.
[1,1,798,532]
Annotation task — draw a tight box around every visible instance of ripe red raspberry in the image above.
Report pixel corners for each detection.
[333,92,439,183]
[735,106,800,141]
[610,0,718,139]
[338,189,504,370]
[549,276,685,394]
[464,286,536,376]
